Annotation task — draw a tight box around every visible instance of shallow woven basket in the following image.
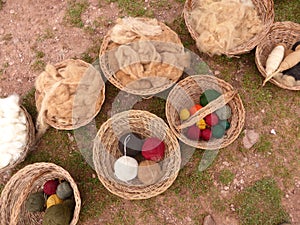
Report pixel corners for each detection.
[35,59,105,130]
[0,162,81,225]
[166,75,245,150]
[99,17,184,96]
[255,21,300,91]
[93,110,181,200]
[0,106,35,175]
[183,0,274,56]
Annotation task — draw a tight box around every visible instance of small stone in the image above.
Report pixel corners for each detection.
[214,70,220,75]
[243,130,259,149]
[224,186,229,191]
[222,161,230,167]
[240,179,244,184]
[92,174,96,178]
[9,9,15,14]
[203,215,216,225]
[270,129,276,135]
[255,163,259,168]
[285,194,289,198]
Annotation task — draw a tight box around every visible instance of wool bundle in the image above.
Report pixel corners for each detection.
[35,59,104,134]
[0,94,28,169]
[105,17,190,90]
[189,0,263,55]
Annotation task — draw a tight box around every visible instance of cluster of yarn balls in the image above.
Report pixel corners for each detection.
[0,94,27,169]
[179,89,232,141]
[114,133,165,185]
[25,179,74,225]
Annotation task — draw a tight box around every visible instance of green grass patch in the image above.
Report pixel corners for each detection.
[65,0,89,27]
[274,0,300,23]
[106,0,150,17]
[234,178,290,225]
[218,169,235,185]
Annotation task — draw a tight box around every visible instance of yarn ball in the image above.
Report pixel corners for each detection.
[43,198,75,225]
[46,194,63,208]
[142,137,165,162]
[114,156,138,182]
[283,62,300,80]
[219,120,230,130]
[292,41,300,51]
[43,180,59,195]
[212,124,226,139]
[25,191,45,212]
[200,89,221,106]
[187,125,201,140]
[196,118,206,130]
[138,160,162,185]
[179,108,190,121]
[118,132,144,157]
[205,113,219,127]
[215,105,232,120]
[189,104,202,115]
[56,181,73,200]
[201,128,212,141]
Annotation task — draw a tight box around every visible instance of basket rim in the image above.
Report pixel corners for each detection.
[183,0,275,56]
[92,109,181,200]
[35,58,106,130]
[255,21,300,91]
[165,74,246,150]
[0,162,81,225]
[99,17,184,96]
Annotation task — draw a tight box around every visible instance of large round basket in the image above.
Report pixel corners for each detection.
[0,162,81,225]
[99,17,185,96]
[166,75,245,150]
[255,21,300,91]
[93,110,181,200]
[35,59,105,130]
[183,0,274,56]
[0,106,35,175]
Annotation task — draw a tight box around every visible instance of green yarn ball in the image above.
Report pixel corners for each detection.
[200,89,221,106]
[56,182,73,200]
[25,191,45,212]
[219,120,230,130]
[43,198,75,225]
[212,124,225,139]
[215,105,232,120]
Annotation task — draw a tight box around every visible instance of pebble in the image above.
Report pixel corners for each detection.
[224,186,229,191]
[214,70,220,75]
[92,174,96,178]
[243,129,259,149]
[203,215,216,225]
[255,163,259,168]
[9,9,15,14]
[222,161,230,167]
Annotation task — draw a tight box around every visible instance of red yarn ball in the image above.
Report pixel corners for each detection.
[205,113,219,126]
[142,137,165,162]
[201,128,212,141]
[186,125,201,140]
[43,180,59,195]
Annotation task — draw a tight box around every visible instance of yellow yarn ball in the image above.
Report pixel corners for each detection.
[46,194,63,208]
[180,108,190,121]
[196,119,206,130]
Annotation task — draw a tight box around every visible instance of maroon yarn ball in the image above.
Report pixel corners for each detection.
[43,180,59,195]
[142,137,165,162]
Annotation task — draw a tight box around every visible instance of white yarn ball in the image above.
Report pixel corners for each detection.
[114,156,138,182]
[0,152,12,169]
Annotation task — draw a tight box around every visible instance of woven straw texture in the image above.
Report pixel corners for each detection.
[99,17,184,96]
[166,75,245,150]
[35,59,105,130]
[0,106,35,175]
[93,110,181,200]
[183,0,274,56]
[0,162,81,225]
[255,21,300,90]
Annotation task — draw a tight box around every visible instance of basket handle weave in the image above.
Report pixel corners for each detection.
[177,90,237,130]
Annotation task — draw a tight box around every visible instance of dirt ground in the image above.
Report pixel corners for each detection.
[0,0,299,225]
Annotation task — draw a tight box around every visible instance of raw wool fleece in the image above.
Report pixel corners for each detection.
[0,95,28,169]
[35,59,104,136]
[107,17,190,90]
[190,0,263,55]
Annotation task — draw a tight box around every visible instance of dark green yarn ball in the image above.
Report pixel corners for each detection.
[56,182,73,200]
[25,191,45,212]
[212,124,225,139]
[200,89,221,106]
[219,120,230,130]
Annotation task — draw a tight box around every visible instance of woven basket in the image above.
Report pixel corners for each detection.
[0,106,35,175]
[0,162,81,225]
[99,17,184,96]
[35,59,105,130]
[255,21,300,90]
[166,75,245,149]
[93,110,181,200]
[183,0,274,56]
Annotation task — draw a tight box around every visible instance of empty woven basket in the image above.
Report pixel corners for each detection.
[183,0,274,56]
[0,162,81,225]
[0,105,35,175]
[99,17,185,96]
[166,75,245,150]
[93,110,181,200]
[255,21,300,91]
